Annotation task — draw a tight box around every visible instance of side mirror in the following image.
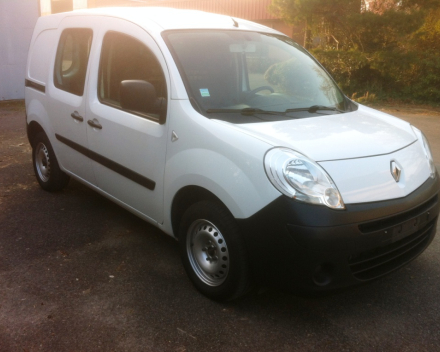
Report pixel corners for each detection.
[120,79,157,116]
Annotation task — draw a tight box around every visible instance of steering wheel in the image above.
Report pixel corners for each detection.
[248,86,274,95]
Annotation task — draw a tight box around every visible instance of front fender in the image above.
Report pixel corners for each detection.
[163,147,280,235]
[161,99,281,236]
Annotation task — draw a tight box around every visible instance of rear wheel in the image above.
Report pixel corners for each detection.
[179,201,252,301]
[32,132,70,191]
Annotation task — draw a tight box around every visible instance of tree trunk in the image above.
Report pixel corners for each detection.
[304,16,313,49]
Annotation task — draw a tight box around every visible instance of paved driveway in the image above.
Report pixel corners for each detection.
[0,101,439,351]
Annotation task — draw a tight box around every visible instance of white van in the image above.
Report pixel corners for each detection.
[25,7,439,301]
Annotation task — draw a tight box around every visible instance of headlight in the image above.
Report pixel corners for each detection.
[411,126,436,179]
[264,148,344,209]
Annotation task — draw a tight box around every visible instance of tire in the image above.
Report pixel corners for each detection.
[179,200,253,301]
[32,131,70,192]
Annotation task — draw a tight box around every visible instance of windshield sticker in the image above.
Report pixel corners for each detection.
[200,88,210,97]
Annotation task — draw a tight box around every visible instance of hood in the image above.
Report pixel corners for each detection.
[222,104,417,161]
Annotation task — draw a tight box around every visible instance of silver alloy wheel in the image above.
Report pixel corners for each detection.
[35,142,51,182]
[186,219,230,286]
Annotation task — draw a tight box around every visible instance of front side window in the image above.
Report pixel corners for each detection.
[54,28,92,96]
[163,30,346,122]
[98,31,167,121]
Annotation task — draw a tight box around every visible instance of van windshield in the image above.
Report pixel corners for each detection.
[163,30,346,122]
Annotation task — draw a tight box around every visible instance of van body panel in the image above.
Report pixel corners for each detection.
[27,29,58,85]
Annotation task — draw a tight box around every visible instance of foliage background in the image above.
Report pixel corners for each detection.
[269,0,440,104]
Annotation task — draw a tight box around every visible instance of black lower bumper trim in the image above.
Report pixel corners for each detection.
[236,175,440,293]
[349,221,435,280]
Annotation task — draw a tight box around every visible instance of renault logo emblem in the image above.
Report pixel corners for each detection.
[390,161,401,182]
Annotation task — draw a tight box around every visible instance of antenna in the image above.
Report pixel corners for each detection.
[231,17,239,28]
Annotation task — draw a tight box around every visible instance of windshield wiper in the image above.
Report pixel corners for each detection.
[284,105,344,114]
[308,105,344,113]
[206,108,284,116]
[206,106,344,117]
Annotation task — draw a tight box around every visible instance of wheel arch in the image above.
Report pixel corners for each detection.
[25,96,54,148]
[171,185,230,239]
[27,120,46,147]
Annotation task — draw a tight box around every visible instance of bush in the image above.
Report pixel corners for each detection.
[311,48,440,103]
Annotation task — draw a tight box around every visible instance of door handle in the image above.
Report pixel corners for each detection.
[87,119,102,130]
[71,111,84,122]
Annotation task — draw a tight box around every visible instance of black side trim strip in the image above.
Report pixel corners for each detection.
[55,133,156,190]
[25,79,46,93]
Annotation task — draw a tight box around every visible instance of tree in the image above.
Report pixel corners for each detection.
[368,0,399,14]
[269,0,364,49]
[269,0,440,103]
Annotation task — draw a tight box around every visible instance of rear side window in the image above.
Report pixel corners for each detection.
[98,31,167,120]
[54,28,93,96]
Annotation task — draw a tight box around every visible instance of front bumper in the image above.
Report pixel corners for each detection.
[237,175,440,293]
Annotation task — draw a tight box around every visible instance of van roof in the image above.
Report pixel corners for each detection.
[51,7,280,34]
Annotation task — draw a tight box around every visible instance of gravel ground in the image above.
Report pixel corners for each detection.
[0,100,439,352]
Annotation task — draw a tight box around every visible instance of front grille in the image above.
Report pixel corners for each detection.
[349,219,436,281]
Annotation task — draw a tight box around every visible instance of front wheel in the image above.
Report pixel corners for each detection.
[179,201,252,301]
[32,132,70,192]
